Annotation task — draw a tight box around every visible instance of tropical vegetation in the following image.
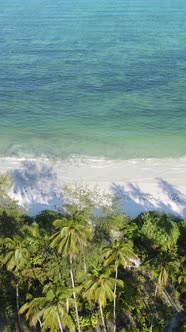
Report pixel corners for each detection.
[0,175,185,331]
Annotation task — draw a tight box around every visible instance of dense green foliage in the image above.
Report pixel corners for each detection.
[0,175,185,331]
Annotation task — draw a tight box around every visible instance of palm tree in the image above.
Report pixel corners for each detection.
[50,218,92,332]
[148,256,180,332]
[82,263,123,332]
[20,283,75,331]
[1,235,30,332]
[103,239,135,332]
[135,211,181,331]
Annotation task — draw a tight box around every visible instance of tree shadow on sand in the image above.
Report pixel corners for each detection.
[111,179,186,219]
[8,161,186,219]
[157,178,186,217]
[10,160,63,215]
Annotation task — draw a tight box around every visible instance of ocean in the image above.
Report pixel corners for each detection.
[1,0,186,160]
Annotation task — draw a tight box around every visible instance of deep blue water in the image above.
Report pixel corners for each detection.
[1,0,186,159]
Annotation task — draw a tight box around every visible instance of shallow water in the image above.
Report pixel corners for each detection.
[1,0,186,159]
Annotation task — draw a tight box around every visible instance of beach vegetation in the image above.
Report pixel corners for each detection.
[0,181,185,331]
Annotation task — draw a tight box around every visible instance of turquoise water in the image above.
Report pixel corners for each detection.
[1,0,186,159]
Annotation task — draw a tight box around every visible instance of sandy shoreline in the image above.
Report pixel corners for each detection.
[0,156,186,218]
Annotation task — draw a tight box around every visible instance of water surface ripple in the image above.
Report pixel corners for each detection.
[0,0,186,159]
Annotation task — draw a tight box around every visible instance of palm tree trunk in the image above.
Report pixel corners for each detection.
[69,255,81,332]
[38,319,42,329]
[113,266,118,332]
[99,300,107,332]
[83,253,87,273]
[57,312,64,332]
[16,283,24,332]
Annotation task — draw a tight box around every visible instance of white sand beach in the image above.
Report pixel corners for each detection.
[1,156,186,218]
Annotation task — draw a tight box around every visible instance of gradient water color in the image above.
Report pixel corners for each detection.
[1,0,186,159]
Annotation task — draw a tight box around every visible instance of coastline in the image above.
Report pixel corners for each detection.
[0,155,186,218]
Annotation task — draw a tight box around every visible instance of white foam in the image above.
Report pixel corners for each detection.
[0,155,186,217]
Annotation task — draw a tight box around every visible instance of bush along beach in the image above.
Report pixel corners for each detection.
[0,175,185,332]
